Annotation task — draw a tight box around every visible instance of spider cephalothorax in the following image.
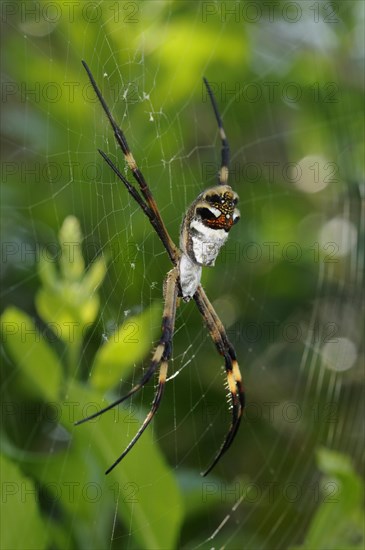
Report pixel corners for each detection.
[76,62,244,477]
[198,186,240,229]
[179,185,240,299]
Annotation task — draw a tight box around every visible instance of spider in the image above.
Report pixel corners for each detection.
[76,61,244,476]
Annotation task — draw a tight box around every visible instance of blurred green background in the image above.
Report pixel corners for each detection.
[1,1,364,549]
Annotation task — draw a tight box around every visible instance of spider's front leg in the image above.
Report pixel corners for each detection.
[178,181,242,474]
[194,286,244,476]
[104,266,179,474]
[75,267,179,474]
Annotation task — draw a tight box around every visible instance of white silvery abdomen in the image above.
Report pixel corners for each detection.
[178,184,240,301]
[189,219,229,266]
[179,222,228,300]
[179,253,202,300]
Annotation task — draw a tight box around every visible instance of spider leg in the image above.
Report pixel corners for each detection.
[75,268,178,432]
[194,285,244,476]
[104,267,178,474]
[98,149,175,259]
[98,149,153,219]
[82,60,179,264]
[203,77,230,186]
[105,359,168,475]
[74,364,157,426]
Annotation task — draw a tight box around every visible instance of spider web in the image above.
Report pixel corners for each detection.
[1,1,364,549]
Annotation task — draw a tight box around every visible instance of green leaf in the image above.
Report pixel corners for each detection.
[36,286,99,343]
[90,303,162,391]
[82,255,107,295]
[316,447,360,479]
[37,255,58,291]
[1,307,62,401]
[71,381,183,549]
[291,447,364,550]
[59,215,85,281]
[0,454,49,550]
[24,380,183,550]
[35,216,107,348]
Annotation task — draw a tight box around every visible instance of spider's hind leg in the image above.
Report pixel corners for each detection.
[203,77,230,185]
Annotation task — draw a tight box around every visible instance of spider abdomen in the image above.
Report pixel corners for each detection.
[179,253,202,301]
[189,220,229,266]
[179,184,240,300]
[79,64,243,476]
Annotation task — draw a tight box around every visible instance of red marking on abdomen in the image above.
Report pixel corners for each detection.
[205,214,233,231]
